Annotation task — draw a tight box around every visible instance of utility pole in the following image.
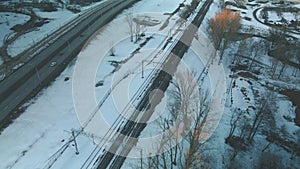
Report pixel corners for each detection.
[34,66,41,86]
[147,154,152,168]
[142,60,144,78]
[140,149,143,169]
[72,130,80,155]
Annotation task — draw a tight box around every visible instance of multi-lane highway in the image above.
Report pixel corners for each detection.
[0,0,140,124]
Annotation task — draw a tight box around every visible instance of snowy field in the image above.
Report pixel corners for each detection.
[0,12,30,65]
[0,0,300,168]
[227,0,300,35]
[0,0,108,63]
[0,0,211,168]
[208,1,300,167]
[7,8,77,57]
[0,12,30,47]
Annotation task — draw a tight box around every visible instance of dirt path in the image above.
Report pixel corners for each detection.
[279,89,300,127]
[252,7,300,35]
[0,9,42,63]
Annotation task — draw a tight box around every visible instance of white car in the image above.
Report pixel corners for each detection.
[0,74,5,81]
[50,61,57,67]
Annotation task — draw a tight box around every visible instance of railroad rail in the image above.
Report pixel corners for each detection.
[94,1,213,168]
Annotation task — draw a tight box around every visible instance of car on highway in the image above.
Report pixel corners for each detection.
[50,61,57,67]
[0,74,5,81]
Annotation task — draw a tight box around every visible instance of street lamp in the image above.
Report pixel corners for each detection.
[142,60,144,78]
[28,62,41,86]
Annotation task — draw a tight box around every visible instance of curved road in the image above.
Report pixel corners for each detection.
[253,7,300,35]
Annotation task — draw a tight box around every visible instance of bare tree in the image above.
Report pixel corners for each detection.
[225,108,249,161]
[278,60,287,79]
[227,108,243,140]
[268,28,287,49]
[132,17,141,42]
[149,70,212,169]
[277,47,293,79]
[271,57,279,78]
[248,39,265,70]
[247,91,276,143]
[237,114,251,140]
[233,39,249,64]
[268,31,292,79]
[258,151,283,169]
[291,51,300,77]
[220,0,225,8]
[290,129,300,159]
[126,12,134,42]
[109,41,116,56]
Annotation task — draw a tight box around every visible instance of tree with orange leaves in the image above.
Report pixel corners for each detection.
[209,9,241,62]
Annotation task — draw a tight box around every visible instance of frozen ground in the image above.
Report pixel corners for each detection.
[125,0,300,168]
[0,0,202,168]
[0,12,30,47]
[7,8,77,57]
[227,0,300,38]
[0,0,299,169]
[0,0,108,63]
[203,1,300,167]
[215,39,300,169]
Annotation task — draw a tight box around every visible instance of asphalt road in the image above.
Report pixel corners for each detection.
[0,0,140,124]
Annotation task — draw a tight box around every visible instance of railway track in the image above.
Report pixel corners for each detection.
[93,1,213,168]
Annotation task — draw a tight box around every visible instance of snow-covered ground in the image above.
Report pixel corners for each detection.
[203,1,300,167]
[0,0,209,168]
[0,0,299,169]
[226,0,300,35]
[216,40,300,169]
[0,0,108,63]
[7,8,77,57]
[0,12,30,47]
